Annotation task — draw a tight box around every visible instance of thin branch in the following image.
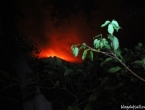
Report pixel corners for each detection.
[80,44,145,82]
[85,45,116,59]
[0,95,20,102]
[0,79,55,90]
[115,56,145,82]
[58,84,77,98]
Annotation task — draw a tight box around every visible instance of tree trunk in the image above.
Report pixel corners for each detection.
[14,52,52,110]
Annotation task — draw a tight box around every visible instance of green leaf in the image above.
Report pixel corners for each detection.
[55,58,62,67]
[131,78,138,82]
[100,57,113,67]
[104,43,111,50]
[89,92,97,101]
[138,42,143,47]
[111,20,119,27]
[82,49,88,60]
[99,41,104,49]
[79,43,86,50]
[101,20,110,27]
[79,45,85,50]
[132,60,143,65]
[64,69,73,76]
[123,48,128,52]
[115,49,125,62]
[108,34,114,41]
[54,81,60,87]
[111,19,121,32]
[108,23,114,35]
[68,106,73,110]
[94,39,100,48]
[135,46,141,51]
[102,38,107,43]
[107,66,121,73]
[48,57,54,65]
[142,58,145,65]
[75,47,79,57]
[101,76,110,87]
[112,36,119,50]
[90,51,93,61]
[82,43,86,46]
[94,39,99,45]
[73,47,79,57]
[84,102,93,110]
[115,83,124,89]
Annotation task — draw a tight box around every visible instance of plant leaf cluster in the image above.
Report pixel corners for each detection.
[71,20,145,82]
[30,53,145,110]
[71,20,123,62]
[2,44,145,110]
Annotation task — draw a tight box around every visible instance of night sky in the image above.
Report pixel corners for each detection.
[16,0,145,63]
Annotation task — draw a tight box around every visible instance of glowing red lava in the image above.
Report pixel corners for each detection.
[38,28,83,63]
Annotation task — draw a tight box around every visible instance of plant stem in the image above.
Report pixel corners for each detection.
[107,50,145,82]
[115,56,145,82]
[84,45,145,82]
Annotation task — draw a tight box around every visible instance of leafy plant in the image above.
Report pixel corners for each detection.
[71,19,145,82]
[35,56,145,110]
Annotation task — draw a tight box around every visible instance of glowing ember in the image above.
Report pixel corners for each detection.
[38,28,83,63]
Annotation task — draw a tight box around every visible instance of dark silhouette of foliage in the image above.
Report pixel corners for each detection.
[43,0,100,27]
[122,0,145,17]
[0,0,40,109]
[1,0,145,110]
[31,48,145,110]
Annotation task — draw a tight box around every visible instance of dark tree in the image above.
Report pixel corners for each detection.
[0,0,52,110]
[43,0,100,27]
[0,0,101,109]
[122,0,145,18]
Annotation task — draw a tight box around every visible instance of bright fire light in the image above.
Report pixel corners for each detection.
[38,28,83,63]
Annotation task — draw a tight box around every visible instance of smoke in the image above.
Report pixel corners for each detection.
[16,0,100,63]
[40,23,83,63]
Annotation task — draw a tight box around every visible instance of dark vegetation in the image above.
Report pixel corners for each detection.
[0,0,145,110]
[33,45,145,110]
[1,45,145,109]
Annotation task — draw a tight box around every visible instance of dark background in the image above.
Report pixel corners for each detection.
[1,0,145,109]
[15,0,145,63]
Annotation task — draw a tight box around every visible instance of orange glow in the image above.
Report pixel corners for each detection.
[17,9,98,63]
[38,28,83,63]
